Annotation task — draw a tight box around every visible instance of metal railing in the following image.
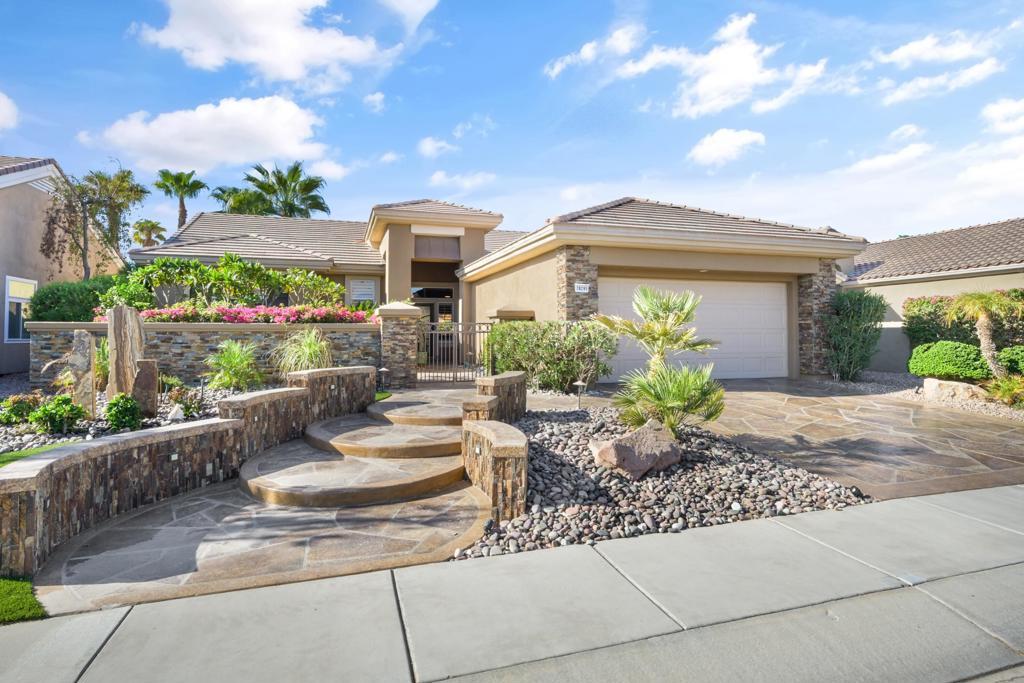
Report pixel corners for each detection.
[416,322,493,382]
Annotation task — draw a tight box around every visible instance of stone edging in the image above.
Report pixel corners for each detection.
[462,419,528,522]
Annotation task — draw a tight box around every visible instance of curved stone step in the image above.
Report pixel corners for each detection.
[241,440,465,507]
[306,415,462,458]
[367,400,463,426]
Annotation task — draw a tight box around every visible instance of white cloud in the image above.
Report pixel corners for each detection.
[889,124,925,141]
[138,0,400,94]
[363,91,385,113]
[544,23,645,79]
[429,170,496,191]
[309,159,351,179]
[376,0,438,33]
[880,57,1003,105]
[687,128,765,167]
[378,150,402,164]
[982,98,1024,135]
[616,13,826,118]
[0,90,17,131]
[80,96,326,173]
[417,136,458,158]
[873,31,990,69]
[452,114,495,139]
[843,142,933,173]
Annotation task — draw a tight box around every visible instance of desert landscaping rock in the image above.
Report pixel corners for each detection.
[590,418,683,479]
[458,408,866,560]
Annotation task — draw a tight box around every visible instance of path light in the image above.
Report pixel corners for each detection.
[573,380,587,409]
[377,367,391,392]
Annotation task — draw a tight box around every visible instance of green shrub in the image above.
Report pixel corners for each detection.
[28,395,86,434]
[614,364,725,431]
[95,338,109,391]
[105,393,142,431]
[997,346,1024,375]
[985,375,1024,407]
[0,393,43,426]
[280,268,346,306]
[206,340,264,390]
[168,387,203,418]
[825,290,887,381]
[158,374,184,393]
[488,321,617,392]
[903,290,1024,349]
[271,327,334,375]
[28,276,117,321]
[908,341,992,381]
[97,276,156,311]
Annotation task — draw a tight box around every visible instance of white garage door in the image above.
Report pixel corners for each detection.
[598,277,789,381]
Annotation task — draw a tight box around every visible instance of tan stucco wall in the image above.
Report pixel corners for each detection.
[460,228,488,266]
[588,246,822,274]
[381,224,413,303]
[847,270,1024,372]
[1,182,121,373]
[469,251,559,323]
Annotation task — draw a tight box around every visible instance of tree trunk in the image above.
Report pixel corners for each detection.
[80,200,91,281]
[976,314,1006,378]
[178,196,187,228]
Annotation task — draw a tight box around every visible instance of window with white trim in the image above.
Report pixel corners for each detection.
[348,278,378,303]
[5,276,36,343]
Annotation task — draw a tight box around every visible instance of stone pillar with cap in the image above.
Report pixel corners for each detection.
[377,302,421,389]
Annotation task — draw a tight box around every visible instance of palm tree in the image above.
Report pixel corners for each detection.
[132,219,166,247]
[243,161,329,217]
[210,185,273,215]
[946,291,1024,378]
[592,286,716,372]
[154,170,208,228]
[80,168,149,249]
[615,364,725,430]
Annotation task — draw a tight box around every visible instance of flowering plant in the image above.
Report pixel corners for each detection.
[94,305,377,325]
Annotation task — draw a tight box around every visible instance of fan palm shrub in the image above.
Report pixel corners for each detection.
[205,340,263,390]
[946,292,1024,378]
[271,328,334,376]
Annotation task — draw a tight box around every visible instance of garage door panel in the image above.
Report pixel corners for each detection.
[598,277,789,381]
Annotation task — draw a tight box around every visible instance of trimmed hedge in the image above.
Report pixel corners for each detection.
[997,345,1024,375]
[28,276,117,322]
[488,321,617,393]
[903,290,1024,349]
[908,341,991,382]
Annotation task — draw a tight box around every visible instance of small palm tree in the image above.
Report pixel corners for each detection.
[616,364,725,431]
[210,185,274,215]
[132,219,166,247]
[593,286,716,371]
[155,170,208,228]
[243,161,330,217]
[946,291,1024,378]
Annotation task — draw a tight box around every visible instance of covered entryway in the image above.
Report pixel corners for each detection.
[598,276,789,380]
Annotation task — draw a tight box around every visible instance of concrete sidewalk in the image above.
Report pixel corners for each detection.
[3,486,1024,683]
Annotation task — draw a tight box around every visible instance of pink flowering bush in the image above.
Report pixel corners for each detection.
[94,304,377,325]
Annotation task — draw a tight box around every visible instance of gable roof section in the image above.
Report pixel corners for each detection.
[0,156,56,176]
[130,212,383,270]
[850,217,1024,282]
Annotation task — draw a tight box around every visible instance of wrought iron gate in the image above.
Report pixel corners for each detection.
[416,321,493,382]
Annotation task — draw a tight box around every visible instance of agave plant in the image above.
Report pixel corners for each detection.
[615,364,725,431]
[205,340,263,390]
[271,328,334,376]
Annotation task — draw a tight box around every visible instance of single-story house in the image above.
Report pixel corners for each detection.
[840,217,1024,372]
[130,197,867,381]
[1,156,121,374]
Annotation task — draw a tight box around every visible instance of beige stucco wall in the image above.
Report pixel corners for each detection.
[469,251,559,323]
[0,182,120,374]
[847,270,1024,372]
[588,246,822,274]
[381,224,413,304]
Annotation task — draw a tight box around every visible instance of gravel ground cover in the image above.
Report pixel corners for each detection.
[456,407,867,559]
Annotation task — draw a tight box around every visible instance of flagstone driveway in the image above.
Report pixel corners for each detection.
[713,379,1024,500]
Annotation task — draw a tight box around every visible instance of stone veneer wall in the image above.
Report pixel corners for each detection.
[555,246,599,320]
[473,371,527,423]
[0,366,375,576]
[376,303,420,389]
[461,420,528,523]
[797,259,838,375]
[26,322,381,388]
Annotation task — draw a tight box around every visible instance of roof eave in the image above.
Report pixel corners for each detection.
[365,207,503,245]
[844,262,1024,286]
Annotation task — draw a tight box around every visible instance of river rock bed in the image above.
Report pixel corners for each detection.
[456,407,868,560]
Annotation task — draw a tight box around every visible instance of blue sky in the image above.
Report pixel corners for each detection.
[1,0,1023,243]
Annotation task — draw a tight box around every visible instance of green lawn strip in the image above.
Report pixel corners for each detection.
[0,440,78,469]
[0,578,47,624]
[374,391,392,401]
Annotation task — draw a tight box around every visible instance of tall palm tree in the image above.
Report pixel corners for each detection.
[210,185,274,215]
[592,286,716,372]
[946,291,1024,378]
[132,219,166,247]
[154,170,208,228]
[81,168,149,249]
[243,161,329,217]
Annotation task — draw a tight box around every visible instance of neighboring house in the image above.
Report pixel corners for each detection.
[0,156,121,375]
[840,218,1024,372]
[131,196,866,381]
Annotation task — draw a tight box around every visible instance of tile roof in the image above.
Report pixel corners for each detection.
[372,198,501,217]
[849,217,1024,281]
[130,212,382,268]
[483,229,531,253]
[0,155,56,176]
[551,197,862,243]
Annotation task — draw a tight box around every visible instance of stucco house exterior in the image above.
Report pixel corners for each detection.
[131,197,866,382]
[0,156,121,375]
[840,218,1024,372]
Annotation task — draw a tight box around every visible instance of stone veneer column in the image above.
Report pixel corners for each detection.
[555,246,599,320]
[377,302,421,388]
[797,258,838,376]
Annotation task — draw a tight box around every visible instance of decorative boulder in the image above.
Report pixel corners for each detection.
[107,305,145,396]
[132,359,159,417]
[590,419,684,480]
[922,377,987,403]
[69,330,96,418]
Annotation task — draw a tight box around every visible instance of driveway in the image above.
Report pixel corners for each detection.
[714,379,1024,500]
